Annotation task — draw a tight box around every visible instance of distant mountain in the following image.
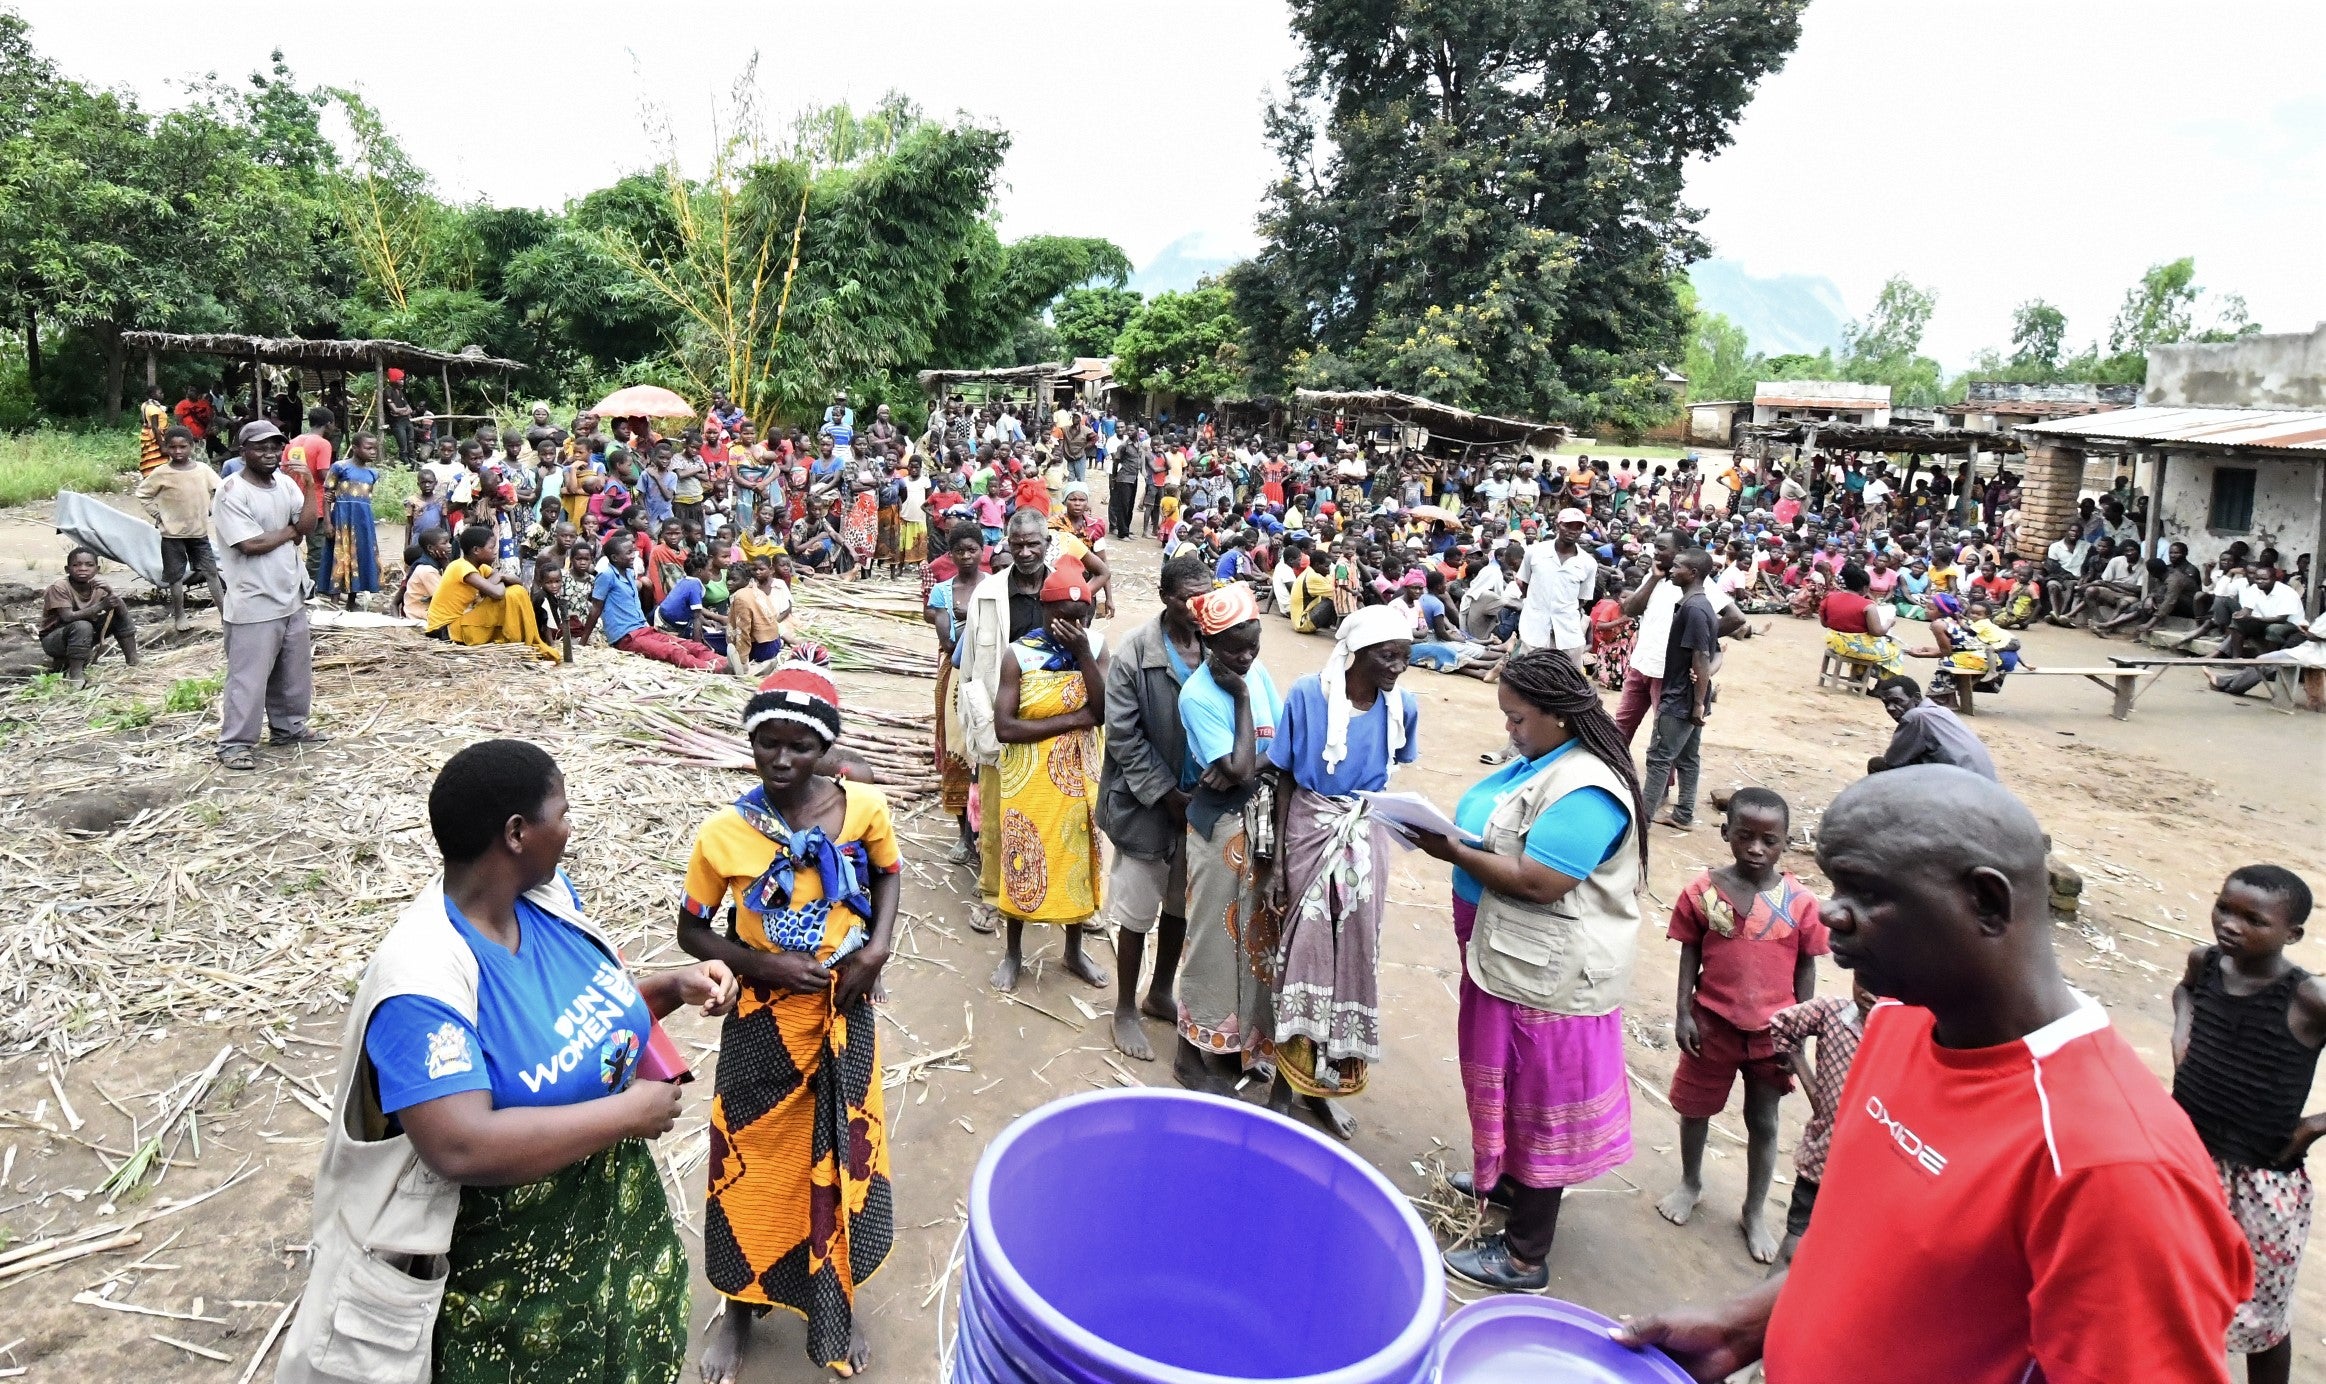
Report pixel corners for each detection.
[1688,260,1851,360]
[1130,233,1242,297]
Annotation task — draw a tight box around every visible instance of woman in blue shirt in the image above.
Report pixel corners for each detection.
[1173,585,1284,1096]
[1264,604,1421,1139]
[353,739,737,1382]
[1406,651,1646,1293]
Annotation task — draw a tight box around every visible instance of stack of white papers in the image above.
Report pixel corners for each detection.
[1356,791,1475,849]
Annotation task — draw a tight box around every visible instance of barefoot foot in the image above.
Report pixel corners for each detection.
[699,1307,751,1384]
[831,1319,870,1377]
[1307,1094,1357,1141]
[1656,1182,1702,1226]
[1743,1208,1779,1264]
[1138,990,1175,1024]
[989,953,1022,993]
[1112,1008,1154,1061]
[1061,946,1110,989]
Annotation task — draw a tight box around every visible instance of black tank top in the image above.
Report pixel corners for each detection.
[2172,948,2321,1170]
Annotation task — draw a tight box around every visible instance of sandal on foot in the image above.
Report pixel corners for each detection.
[219,746,259,771]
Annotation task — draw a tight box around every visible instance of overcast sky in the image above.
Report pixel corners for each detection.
[25,0,2323,367]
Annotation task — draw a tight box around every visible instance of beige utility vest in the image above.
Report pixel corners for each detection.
[276,874,622,1384]
[1464,745,1642,1016]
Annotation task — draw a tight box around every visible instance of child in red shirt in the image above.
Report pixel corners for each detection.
[1659,787,1827,1263]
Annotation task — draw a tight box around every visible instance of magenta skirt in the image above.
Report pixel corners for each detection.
[1453,897,1633,1191]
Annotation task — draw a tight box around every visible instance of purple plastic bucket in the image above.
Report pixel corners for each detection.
[960,1088,1443,1383]
[1430,1297,1693,1383]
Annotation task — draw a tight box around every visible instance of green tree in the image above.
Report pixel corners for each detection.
[1678,280,1762,402]
[1232,0,1805,432]
[2008,300,2066,378]
[1835,275,1946,406]
[0,45,341,420]
[2107,257,2200,356]
[1053,286,1142,360]
[1114,285,1245,400]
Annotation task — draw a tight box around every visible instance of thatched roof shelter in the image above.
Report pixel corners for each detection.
[121,331,523,374]
[916,362,1065,395]
[1740,421,2021,456]
[1291,388,1568,450]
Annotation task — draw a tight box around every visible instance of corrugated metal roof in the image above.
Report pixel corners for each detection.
[2017,406,2326,453]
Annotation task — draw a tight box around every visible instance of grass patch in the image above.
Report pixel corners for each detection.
[370,466,417,528]
[90,699,156,731]
[0,425,139,508]
[164,674,225,714]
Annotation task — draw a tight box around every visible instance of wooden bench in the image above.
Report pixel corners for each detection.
[2011,656,2309,720]
[2108,655,2314,714]
[2012,666,2155,720]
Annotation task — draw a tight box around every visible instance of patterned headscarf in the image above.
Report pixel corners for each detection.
[1190,585,1259,636]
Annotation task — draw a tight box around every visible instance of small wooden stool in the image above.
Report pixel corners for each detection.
[1818,649,1879,694]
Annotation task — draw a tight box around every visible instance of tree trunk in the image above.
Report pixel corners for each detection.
[100,321,125,426]
[22,305,39,389]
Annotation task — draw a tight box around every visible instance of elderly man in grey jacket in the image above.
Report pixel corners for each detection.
[1096,555,1216,1061]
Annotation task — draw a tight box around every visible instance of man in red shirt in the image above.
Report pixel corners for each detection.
[1618,766,2250,1384]
[282,406,335,585]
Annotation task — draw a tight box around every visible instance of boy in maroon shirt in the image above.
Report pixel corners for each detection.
[1658,787,1827,1262]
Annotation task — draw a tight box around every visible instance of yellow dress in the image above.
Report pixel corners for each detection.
[994,636,1105,924]
[424,557,561,662]
[681,782,899,1370]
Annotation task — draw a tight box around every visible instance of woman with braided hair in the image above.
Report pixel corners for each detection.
[1409,649,1647,1293]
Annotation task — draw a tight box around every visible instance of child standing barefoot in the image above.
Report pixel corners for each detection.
[1764,977,1876,1267]
[2173,864,2323,1384]
[1657,787,1827,1263]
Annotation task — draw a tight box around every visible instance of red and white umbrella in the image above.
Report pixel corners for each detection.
[589,384,697,419]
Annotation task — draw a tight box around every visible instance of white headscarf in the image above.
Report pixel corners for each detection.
[1321,604,1412,775]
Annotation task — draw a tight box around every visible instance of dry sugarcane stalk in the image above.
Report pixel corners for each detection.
[0,1232,142,1284]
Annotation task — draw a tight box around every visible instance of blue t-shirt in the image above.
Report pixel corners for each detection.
[592,565,649,644]
[363,891,652,1114]
[1268,673,1420,796]
[1448,740,1630,904]
[658,575,705,624]
[1178,661,1282,790]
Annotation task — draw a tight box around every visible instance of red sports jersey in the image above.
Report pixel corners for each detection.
[1766,998,2248,1384]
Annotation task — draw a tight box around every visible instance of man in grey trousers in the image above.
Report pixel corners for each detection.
[210,420,326,770]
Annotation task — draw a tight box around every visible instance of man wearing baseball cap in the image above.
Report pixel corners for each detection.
[1513,505,1598,663]
[208,419,323,770]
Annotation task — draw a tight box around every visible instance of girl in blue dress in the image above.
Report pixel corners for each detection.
[322,430,384,605]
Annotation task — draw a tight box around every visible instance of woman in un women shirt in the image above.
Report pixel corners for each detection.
[278,740,736,1384]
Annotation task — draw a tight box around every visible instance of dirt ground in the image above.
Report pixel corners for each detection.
[1,513,2323,1382]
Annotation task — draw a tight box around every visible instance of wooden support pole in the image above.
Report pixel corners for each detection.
[144,349,156,388]
[374,356,386,435]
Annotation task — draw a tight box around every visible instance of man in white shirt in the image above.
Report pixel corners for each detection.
[1514,507,1597,657]
[2041,523,2091,622]
[2223,566,2309,657]
[2210,608,2326,705]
